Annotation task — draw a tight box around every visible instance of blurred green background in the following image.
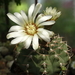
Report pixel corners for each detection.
[0,0,75,48]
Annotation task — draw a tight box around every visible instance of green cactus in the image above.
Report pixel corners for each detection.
[16,35,72,75]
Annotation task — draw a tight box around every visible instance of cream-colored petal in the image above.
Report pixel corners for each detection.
[32,3,42,22]
[32,34,39,50]
[7,13,23,25]
[36,16,52,25]
[11,37,23,44]
[57,11,61,17]
[37,28,50,42]
[14,12,25,25]
[21,10,28,23]
[24,36,33,49]
[8,26,23,32]
[28,4,35,22]
[38,21,55,26]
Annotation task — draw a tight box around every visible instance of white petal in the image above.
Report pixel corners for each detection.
[11,37,23,44]
[7,13,23,25]
[32,3,42,22]
[24,36,33,49]
[21,10,28,23]
[8,26,23,32]
[14,12,25,25]
[28,4,35,22]
[7,32,19,39]
[21,35,29,42]
[32,34,39,50]
[7,31,25,39]
[47,31,54,37]
[36,16,52,25]
[36,14,43,21]
[38,21,55,26]
[37,28,50,42]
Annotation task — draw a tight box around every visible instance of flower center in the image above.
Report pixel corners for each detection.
[26,24,37,35]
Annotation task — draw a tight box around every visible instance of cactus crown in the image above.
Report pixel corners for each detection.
[16,35,72,75]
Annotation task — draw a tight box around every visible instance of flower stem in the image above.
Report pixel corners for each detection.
[35,0,38,5]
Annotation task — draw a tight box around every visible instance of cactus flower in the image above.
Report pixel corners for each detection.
[44,7,61,20]
[6,3,55,50]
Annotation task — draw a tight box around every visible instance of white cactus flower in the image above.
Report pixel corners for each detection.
[71,61,75,69]
[7,3,55,50]
[44,7,61,20]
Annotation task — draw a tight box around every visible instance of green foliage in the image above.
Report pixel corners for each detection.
[0,0,21,5]
[0,0,4,5]
[16,35,71,75]
[14,0,21,5]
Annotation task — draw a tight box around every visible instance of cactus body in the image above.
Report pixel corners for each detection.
[16,35,71,75]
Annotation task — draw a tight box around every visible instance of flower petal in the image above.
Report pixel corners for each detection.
[24,36,33,49]
[37,28,50,42]
[21,10,28,23]
[32,34,39,50]
[7,32,19,39]
[14,12,25,25]
[11,37,23,44]
[8,26,23,32]
[28,4,35,22]
[32,3,42,22]
[47,31,54,37]
[57,11,61,17]
[38,21,55,26]
[21,35,29,42]
[7,31,25,39]
[36,16,52,25]
[7,13,23,25]
[36,14,43,21]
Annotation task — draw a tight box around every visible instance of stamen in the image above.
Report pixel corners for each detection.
[25,24,37,35]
